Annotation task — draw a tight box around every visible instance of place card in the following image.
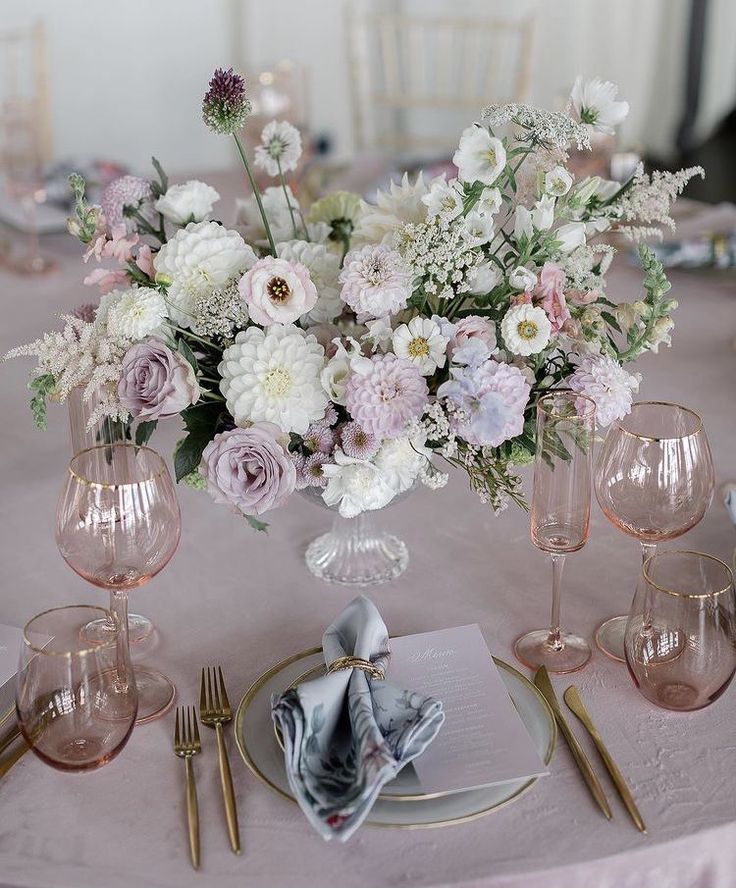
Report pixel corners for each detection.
[388,624,548,795]
[0,623,22,726]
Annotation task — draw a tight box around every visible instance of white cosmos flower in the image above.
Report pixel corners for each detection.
[320,337,361,405]
[106,287,168,341]
[154,221,256,328]
[254,120,303,176]
[453,126,507,186]
[544,166,573,197]
[154,180,220,226]
[501,304,552,356]
[514,206,533,243]
[478,186,502,215]
[466,261,502,296]
[462,209,495,247]
[532,194,556,231]
[218,324,327,435]
[321,449,396,517]
[570,77,630,135]
[277,239,342,324]
[508,266,537,291]
[373,432,431,494]
[421,177,464,221]
[555,222,587,253]
[392,316,448,375]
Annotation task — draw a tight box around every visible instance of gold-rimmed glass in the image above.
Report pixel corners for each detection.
[16,605,137,770]
[55,444,181,723]
[594,402,715,661]
[625,551,736,711]
[514,391,596,674]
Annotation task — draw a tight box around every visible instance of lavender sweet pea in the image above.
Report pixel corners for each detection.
[118,339,200,420]
[201,424,296,515]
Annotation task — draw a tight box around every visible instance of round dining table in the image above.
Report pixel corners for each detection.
[1,182,735,888]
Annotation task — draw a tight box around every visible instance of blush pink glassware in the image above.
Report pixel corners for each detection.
[514,391,596,674]
[16,605,138,771]
[594,402,714,662]
[55,444,181,723]
[625,551,736,711]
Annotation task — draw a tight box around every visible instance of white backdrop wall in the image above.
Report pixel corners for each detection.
[3,0,734,174]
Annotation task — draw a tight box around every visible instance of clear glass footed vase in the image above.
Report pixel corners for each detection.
[300,487,411,586]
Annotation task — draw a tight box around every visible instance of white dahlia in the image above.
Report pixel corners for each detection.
[218,325,327,435]
[501,304,552,356]
[154,221,256,328]
[353,172,428,245]
[154,180,221,225]
[339,244,412,319]
[277,239,342,324]
[392,316,448,375]
[106,287,168,341]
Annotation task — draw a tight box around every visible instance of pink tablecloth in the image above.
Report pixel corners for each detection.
[1,190,735,888]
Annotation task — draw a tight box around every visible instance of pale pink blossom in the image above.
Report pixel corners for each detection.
[83,267,130,293]
[510,291,533,306]
[567,288,601,306]
[239,256,317,326]
[135,244,155,279]
[447,315,498,362]
[535,262,570,333]
[104,224,139,264]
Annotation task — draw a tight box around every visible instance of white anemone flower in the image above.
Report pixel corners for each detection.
[544,166,573,197]
[570,77,630,135]
[421,177,464,221]
[392,316,448,375]
[501,304,552,356]
[453,126,507,186]
[254,120,303,176]
[508,266,537,291]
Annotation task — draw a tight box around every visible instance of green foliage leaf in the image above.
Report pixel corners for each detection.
[177,338,199,374]
[600,311,622,334]
[135,420,158,447]
[244,514,269,533]
[174,403,225,482]
[151,156,169,197]
[28,374,56,430]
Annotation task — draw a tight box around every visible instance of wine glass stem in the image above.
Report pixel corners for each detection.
[547,552,567,651]
[640,541,657,633]
[109,590,131,691]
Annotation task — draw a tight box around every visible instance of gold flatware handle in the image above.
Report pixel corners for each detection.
[0,723,21,758]
[185,757,200,870]
[216,723,241,854]
[0,735,29,780]
[564,686,646,833]
[534,667,612,820]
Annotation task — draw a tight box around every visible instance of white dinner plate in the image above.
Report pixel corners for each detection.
[234,646,557,829]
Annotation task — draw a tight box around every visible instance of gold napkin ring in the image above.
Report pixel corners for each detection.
[326,656,385,681]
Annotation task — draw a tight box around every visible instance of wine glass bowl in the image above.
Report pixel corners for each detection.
[16,605,137,771]
[56,444,181,723]
[594,402,715,661]
[625,551,736,711]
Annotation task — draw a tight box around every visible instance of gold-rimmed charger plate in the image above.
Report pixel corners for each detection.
[234,646,557,829]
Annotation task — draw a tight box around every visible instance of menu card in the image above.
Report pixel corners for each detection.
[388,624,548,795]
[0,623,22,725]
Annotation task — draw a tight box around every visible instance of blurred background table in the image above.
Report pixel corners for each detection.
[0,172,735,887]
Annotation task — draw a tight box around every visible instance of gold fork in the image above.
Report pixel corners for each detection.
[173,705,201,870]
[200,667,241,854]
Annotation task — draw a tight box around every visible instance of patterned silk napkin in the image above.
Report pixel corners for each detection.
[271,595,445,841]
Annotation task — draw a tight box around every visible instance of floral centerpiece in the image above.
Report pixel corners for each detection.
[6,69,702,584]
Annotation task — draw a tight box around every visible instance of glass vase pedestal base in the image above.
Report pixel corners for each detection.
[514,629,591,674]
[305,512,408,586]
[595,615,627,662]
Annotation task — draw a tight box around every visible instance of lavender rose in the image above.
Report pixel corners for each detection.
[118,339,200,420]
[200,424,296,515]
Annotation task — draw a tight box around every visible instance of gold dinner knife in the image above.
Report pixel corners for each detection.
[534,666,612,820]
[564,686,646,833]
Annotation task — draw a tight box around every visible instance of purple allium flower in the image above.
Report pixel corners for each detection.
[101,176,152,232]
[345,353,428,439]
[303,452,330,488]
[201,423,296,515]
[339,421,380,460]
[569,355,640,426]
[202,67,252,135]
[438,360,530,447]
[70,303,97,323]
[303,421,335,454]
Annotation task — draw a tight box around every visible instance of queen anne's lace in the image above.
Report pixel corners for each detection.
[481,104,591,151]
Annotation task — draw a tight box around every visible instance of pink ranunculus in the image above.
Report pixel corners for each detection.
[447,315,497,361]
[239,256,317,326]
[117,339,200,420]
[103,224,139,264]
[135,244,155,279]
[83,267,130,293]
[200,424,296,515]
[567,287,602,306]
[535,262,570,333]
